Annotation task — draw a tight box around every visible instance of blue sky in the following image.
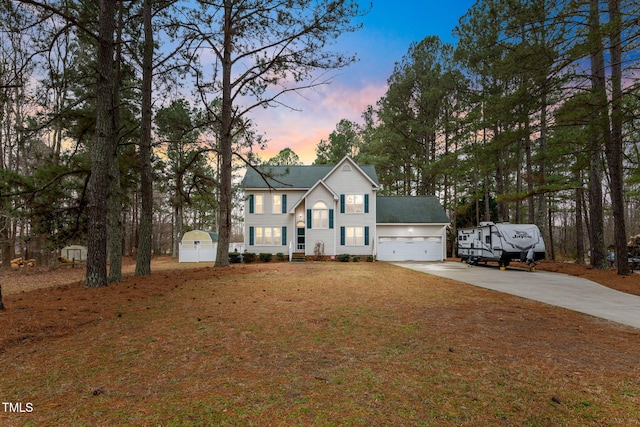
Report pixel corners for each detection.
[252,0,477,164]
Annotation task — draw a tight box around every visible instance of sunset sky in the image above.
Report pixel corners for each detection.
[249,0,476,164]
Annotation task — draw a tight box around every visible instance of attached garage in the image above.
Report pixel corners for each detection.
[377,236,444,262]
[375,196,449,262]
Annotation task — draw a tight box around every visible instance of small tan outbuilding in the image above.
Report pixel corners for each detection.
[179,230,218,263]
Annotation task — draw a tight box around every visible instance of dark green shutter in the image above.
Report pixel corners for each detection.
[340,227,345,245]
[307,209,312,229]
[281,194,287,214]
[329,209,334,229]
[340,194,345,213]
[364,194,369,213]
[249,195,254,214]
[365,226,370,245]
[281,227,287,246]
[249,227,255,245]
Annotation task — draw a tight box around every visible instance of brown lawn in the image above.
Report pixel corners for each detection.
[0,258,639,426]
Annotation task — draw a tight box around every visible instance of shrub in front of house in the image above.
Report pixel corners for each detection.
[259,253,272,262]
[243,252,256,263]
[351,255,361,262]
[337,254,351,262]
[276,252,286,261]
[229,252,242,264]
[367,255,374,262]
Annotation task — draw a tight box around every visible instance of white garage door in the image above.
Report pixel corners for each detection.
[377,236,442,262]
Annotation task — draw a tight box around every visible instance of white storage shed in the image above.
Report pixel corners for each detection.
[179,230,218,263]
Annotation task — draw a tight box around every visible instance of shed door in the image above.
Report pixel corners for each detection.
[377,236,442,261]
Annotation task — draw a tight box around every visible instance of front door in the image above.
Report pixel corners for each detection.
[297,227,305,251]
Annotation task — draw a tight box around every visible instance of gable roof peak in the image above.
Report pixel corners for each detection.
[323,156,380,189]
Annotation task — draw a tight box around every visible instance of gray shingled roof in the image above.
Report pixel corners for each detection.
[242,164,379,189]
[377,196,450,224]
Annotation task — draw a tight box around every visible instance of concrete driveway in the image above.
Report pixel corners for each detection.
[395,261,640,329]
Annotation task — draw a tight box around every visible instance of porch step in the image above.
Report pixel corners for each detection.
[290,252,306,263]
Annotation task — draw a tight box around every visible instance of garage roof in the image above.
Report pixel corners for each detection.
[377,196,449,224]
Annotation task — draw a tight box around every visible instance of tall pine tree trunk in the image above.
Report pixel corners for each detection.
[108,152,122,283]
[606,0,629,275]
[536,96,548,238]
[587,0,607,270]
[215,0,233,267]
[172,204,183,258]
[136,0,153,276]
[575,174,586,264]
[108,1,125,284]
[525,121,534,224]
[0,210,6,308]
[0,214,11,270]
[86,0,116,288]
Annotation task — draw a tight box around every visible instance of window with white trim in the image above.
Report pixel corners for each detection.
[345,194,364,213]
[254,194,264,214]
[254,227,282,245]
[345,226,364,246]
[313,201,329,229]
[272,194,281,214]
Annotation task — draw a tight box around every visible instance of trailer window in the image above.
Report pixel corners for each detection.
[485,236,490,244]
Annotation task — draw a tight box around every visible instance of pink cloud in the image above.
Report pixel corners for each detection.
[249,81,387,164]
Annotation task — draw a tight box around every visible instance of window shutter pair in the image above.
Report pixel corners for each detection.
[249,194,286,214]
[339,194,369,213]
[249,226,286,246]
[306,208,334,229]
[339,226,370,245]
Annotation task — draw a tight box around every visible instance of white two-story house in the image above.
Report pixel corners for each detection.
[242,156,450,261]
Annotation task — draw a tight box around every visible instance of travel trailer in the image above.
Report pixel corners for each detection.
[457,222,546,268]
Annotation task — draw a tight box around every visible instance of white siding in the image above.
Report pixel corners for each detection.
[304,185,337,256]
[244,190,305,255]
[324,162,377,257]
